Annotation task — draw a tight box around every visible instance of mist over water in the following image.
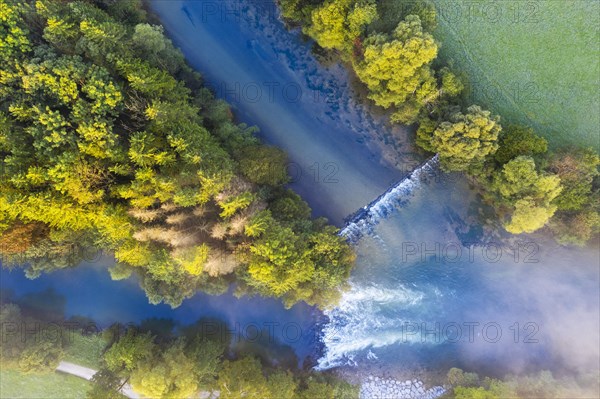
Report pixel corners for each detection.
[1,1,597,393]
[319,173,600,381]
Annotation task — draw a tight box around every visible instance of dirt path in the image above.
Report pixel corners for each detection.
[56,361,140,399]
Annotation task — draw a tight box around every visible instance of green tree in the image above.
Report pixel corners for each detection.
[548,148,600,245]
[453,378,515,399]
[447,367,480,387]
[132,24,166,54]
[298,375,358,399]
[244,219,354,308]
[218,191,255,218]
[129,341,201,399]
[494,125,548,165]
[245,210,274,238]
[104,330,155,375]
[0,0,31,63]
[453,386,500,399]
[246,224,314,297]
[279,0,323,24]
[87,369,127,399]
[353,15,438,123]
[266,370,298,398]
[270,190,311,222]
[439,67,465,98]
[550,210,600,246]
[368,0,437,34]
[300,379,337,399]
[549,148,599,212]
[1,0,355,311]
[0,304,64,373]
[188,337,224,387]
[17,336,64,373]
[216,356,270,399]
[0,304,27,365]
[429,105,501,172]
[238,145,288,186]
[306,0,377,54]
[491,156,562,234]
[173,244,210,276]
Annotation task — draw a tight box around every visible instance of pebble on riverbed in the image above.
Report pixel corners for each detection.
[360,376,446,399]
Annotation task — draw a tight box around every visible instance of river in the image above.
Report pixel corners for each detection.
[1,0,598,388]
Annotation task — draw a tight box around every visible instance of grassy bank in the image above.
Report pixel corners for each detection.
[0,369,90,399]
[432,0,600,149]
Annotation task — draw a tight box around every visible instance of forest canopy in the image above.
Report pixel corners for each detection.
[0,0,355,308]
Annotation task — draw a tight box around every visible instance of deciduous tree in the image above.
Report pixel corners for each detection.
[353,15,438,122]
[491,156,562,234]
[429,105,501,172]
[306,0,377,54]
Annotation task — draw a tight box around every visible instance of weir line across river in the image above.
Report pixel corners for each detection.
[339,155,440,242]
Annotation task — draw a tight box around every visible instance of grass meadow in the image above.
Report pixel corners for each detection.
[431,0,599,149]
[0,369,90,399]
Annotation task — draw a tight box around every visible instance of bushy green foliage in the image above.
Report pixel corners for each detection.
[439,67,465,98]
[94,327,358,399]
[429,105,501,172]
[547,148,600,245]
[0,0,354,309]
[453,385,512,399]
[243,209,355,308]
[549,148,599,212]
[353,15,438,123]
[129,341,203,399]
[237,145,289,186]
[448,367,598,399]
[216,356,358,399]
[368,0,437,34]
[87,368,126,399]
[279,0,324,25]
[494,125,548,165]
[217,356,272,398]
[447,367,479,387]
[305,0,377,54]
[0,303,64,373]
[550,210,600,247]
[104,330,155,375]
[491,156,562,234]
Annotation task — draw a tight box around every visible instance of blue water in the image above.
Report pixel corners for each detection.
[0,261,319,362]
[148,0,599,378]
[0,0,598,384]
[150,0,410,225]
[319,176,600,377]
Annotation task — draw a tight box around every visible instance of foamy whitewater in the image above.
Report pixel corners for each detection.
[133,3,600,397]
[317,282,429,370]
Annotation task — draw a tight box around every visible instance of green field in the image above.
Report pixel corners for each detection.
[0,333,103,398]
[431,0,599,149]
[0,369,90,399]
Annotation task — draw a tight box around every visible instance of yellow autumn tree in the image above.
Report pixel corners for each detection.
[430,105,502,172]
[492,156,562,234]
[306,0,377,53]
[353,15,438,123]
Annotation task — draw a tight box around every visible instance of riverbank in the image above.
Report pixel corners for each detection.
[148,0,416,225]
[333,363,448,399]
